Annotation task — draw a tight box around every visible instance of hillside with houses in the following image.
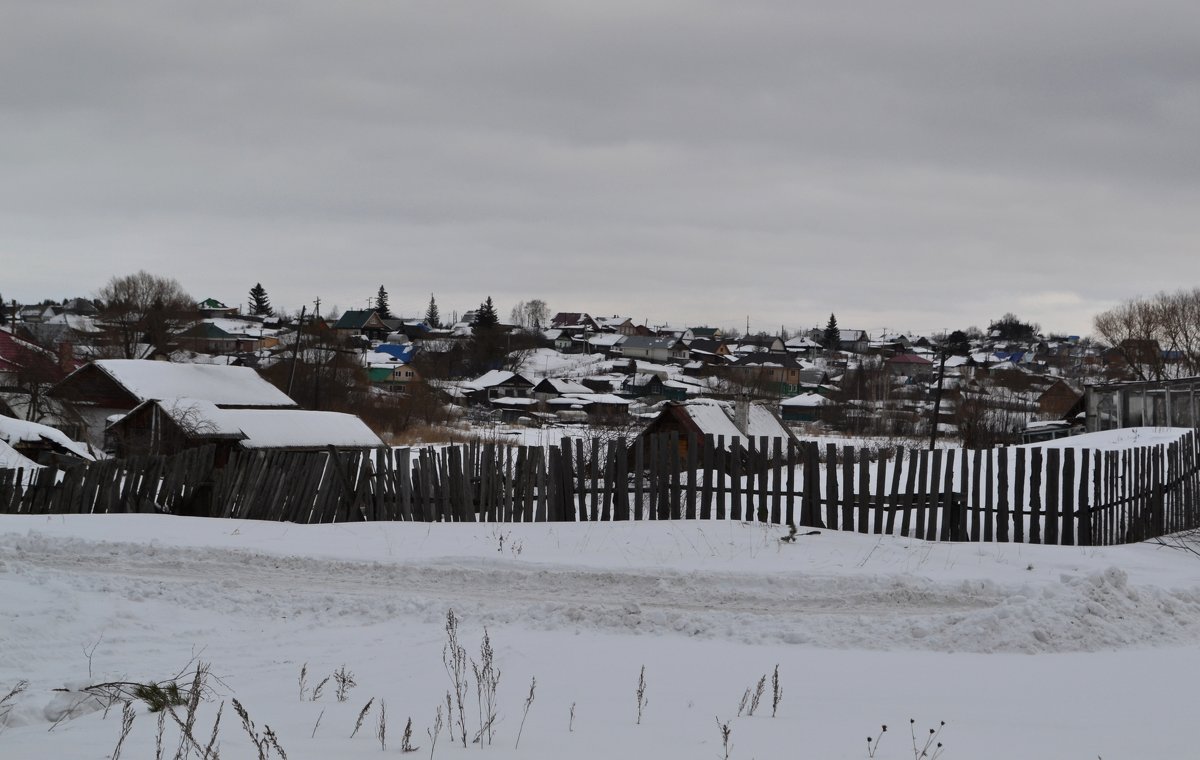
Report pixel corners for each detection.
[4,274,1191,466]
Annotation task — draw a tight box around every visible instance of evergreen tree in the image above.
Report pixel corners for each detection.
[424,293,441,328]
[474,296,499,329]
[823,313,841,351]
[467,296,504,373]
[248,283,273,316]
[375,285,392,320]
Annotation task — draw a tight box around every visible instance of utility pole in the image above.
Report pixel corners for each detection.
[929,344,947,450]
[287,305,306,399]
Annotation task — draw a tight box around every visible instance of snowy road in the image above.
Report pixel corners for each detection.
[5,521,1199,657]
[5,516,1200,759]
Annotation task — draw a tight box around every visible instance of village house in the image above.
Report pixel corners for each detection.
[634,397,797,464]
[460,370,535,404]
[49,359,299,447]
[613,335,689,363]
[107,398,383,461]
[332,310,391,343]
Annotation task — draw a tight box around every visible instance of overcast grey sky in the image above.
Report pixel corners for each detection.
[3,1,1198,337]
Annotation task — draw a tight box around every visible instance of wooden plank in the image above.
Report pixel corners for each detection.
[1045,448,1061,544]
[774,438,787,526]
[754,436,767,523]
[730,438,743,522]
[1080,448,1095,546]
[872,450,888,534]
[841,445,855,531]
[700,435,714,520]
[600,443,614,522]
[559,439,574,521]
[614,437,630,521]
[899,450,921,538]
[668,432,682,520]
[825,444,839,531]
[535,447,548,522]
[856,447,870,534]
[925,449,942,542]
[714,436,727,521]
[633,437,645,520]
[686,433,699,520]
[590,438,601,522]
[798,441,816,527]
[992,448,1005,543]
[939,449,955,541]
[1029,448,1044,544]
[1061,448,1076,546]
[1013,448,1025,543]
[968,449,982,542]
[786,438,798,527]
[885,447,904,535]
[546,446,561,523]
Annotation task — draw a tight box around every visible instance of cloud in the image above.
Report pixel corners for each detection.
[3,1,1199,336]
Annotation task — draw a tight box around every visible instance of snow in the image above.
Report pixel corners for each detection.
[1018,426,1190,451]
[780,392,831,408]
[0,416,96,461]
[160,399,385,449]
[0,439,42,470]
[87,360,297,407]
[2,515,1200,758]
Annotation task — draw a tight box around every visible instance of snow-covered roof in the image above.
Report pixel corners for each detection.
[86,360,297,407]
[0,439,42,470]
[159,399,383,449]
[536,378,593,395]
[586,333,625,348]
[780,393,832,408]
[0,416,96,460]
[562,393,629,405]
[675,398,793,442]
[492,397,539,407]
[203,318,283,338]
[465,370,532,390]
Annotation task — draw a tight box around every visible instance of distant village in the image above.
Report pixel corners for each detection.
[0,273,1190,469]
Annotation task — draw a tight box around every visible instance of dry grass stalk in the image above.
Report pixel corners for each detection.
[110,701,136,760]
[443,610,469,747]
[471,627,500,746]
[376,700,387,751]
[771,665,782,718]
[350,697,374,738]
[715,717,732,760]
[401,717,417,753]
[747,675,766,717]
[514,676,535,750]
[427,703,444,760]
[635,666,647,725]
[333,666,356,703]
[309,675,330,702]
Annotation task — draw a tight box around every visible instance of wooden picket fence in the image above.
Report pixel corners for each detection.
[2,431,1199,546]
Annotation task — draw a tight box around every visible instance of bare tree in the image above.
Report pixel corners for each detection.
[1093,289,1200,380]
[509,299,550,331]
[96,271,195,358]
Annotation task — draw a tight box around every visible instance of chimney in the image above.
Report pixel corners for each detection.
[733,394,750,436]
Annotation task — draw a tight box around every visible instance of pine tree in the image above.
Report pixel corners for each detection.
[823,313,841,352]
[375,286,392,320]
[248,283,273,316]
[424,294,441,328]
[474,296,499,329]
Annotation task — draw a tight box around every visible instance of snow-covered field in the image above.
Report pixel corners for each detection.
[2,514,1199,758]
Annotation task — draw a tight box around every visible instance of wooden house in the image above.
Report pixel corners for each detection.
[49,359,298,447]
